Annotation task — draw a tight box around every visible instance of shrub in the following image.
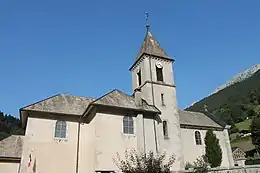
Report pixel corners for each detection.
[113,149,175,173]
[188,156,209,173]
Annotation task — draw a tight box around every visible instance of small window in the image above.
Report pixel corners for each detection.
[161,94,165,106]
[156,66,163,82]
[137,70,142,86]
[195,131,202,145]
[163,121,168,138]
[123,116,134,134]
[55,120,67,138]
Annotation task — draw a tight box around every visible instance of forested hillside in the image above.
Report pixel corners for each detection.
[187,69,260,126]
[0,111,24,140]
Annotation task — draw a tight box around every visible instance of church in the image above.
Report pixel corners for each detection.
[0,26,234,173]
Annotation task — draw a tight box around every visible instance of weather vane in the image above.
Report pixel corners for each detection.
[145,12,150,29]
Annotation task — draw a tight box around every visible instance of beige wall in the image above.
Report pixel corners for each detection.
[90,112,138,172]
[19,115,79,173]
[131,55,184,171]
[79,110,160,172]
[181,128,232,168]
[234,159,246,167]
[0,162,20,173]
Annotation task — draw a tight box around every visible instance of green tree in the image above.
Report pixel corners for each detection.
[230,124,239,134]
[204,129,222,168]
[249,90,259,105]
[251,116,260,155]
[113,150,175,173]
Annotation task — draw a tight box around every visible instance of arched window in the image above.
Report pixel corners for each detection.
[195,131,202,145]
[123,116,134,134]
[55,120,67,138]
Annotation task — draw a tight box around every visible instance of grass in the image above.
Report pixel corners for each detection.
[235,118,252,131]
[231,118,255,152]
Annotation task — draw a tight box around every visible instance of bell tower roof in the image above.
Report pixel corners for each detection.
[136,30,172,61]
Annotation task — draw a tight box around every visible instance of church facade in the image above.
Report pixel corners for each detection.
[0,28,234,173]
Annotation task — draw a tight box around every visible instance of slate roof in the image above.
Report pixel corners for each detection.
[0,135,23,158]
[179,110,223,128]
[21,94,95,115]
[136,31,172,60]
[92,89,160,113]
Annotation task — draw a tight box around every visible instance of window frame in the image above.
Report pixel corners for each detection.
[161,93,165,106]
[195,131,202,145]
[163,120,169,139]
[54,120,67,140]
[156,66,164,82]
[123,116,134,135]
[137,70,142,86]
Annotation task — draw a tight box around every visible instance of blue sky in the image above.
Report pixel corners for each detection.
[0,0,259,117]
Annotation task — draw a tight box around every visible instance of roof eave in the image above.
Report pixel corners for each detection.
[129,52,174,71]
[90,103,160,114]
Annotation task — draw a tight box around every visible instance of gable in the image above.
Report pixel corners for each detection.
[92,89,160,113]
[179,110,223,129]
[21,94,95,115]
[232,147,246,160]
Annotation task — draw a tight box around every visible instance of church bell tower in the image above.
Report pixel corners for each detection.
[129,24,184,171]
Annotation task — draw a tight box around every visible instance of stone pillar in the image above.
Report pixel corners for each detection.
[136,113,145,153]
[224,125,234,167]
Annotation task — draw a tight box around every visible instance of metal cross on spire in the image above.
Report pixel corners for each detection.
[145,12,150,31]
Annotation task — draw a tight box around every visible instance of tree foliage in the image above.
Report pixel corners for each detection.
[186,156,209,173]
[204,129,222,168]
[251,116,260,154]
[0,111,24,140]
[113,150,175,173]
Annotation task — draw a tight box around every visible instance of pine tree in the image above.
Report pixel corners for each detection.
[251,116,260,155]
[204,129,222,168]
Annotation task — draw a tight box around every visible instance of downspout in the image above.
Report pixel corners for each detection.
[75,118,81,173]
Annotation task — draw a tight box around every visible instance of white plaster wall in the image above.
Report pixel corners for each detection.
[153,84,183,171]
[143,117,157,153]
[181,128,231,168]
[149,58,175,85]
[132,55,183,171]
[93,112,138,171]
[0,162,20,173]
[131,56,150,92]
[19,116,78,173]
[78,117,95,173]
[234,159,245,166]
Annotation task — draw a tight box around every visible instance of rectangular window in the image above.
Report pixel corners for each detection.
[161,93,165,106]
[156,66,163,82]
[137,71,142,86]
[163,121,168,138]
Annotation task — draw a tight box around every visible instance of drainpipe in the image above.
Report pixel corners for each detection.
[75,118,81,173]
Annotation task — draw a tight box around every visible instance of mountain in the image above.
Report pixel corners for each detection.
[213,64,260,94]
[186,66,260,125]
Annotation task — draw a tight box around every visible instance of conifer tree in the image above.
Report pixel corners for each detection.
[251,116,260,155]
[204,129,222,168]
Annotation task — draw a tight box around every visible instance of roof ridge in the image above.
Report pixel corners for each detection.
[91,89,117,104]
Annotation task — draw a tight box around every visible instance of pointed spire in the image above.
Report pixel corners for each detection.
[136,29,172,60]
[136,13,172,60]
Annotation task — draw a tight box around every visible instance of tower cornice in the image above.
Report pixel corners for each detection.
[129,53,174,71]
